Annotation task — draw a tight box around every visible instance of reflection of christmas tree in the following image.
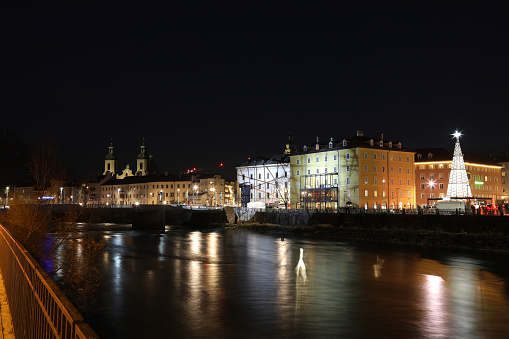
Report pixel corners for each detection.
[446,131,472,198]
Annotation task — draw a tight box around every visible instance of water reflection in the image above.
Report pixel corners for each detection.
[57,225,509,339]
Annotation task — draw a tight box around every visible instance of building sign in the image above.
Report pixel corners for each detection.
[474,180,484,185]
[41,196,55,200]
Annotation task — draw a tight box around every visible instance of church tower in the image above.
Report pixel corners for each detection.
[136,138,149,176]
[104,140,117,175]
[284,133,297,155]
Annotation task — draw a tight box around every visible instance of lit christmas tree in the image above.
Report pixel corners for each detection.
[446,130,472,198]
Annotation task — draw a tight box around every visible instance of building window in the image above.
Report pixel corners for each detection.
[307,169,311,175]
[364,177,368,184]
[364,152,368,159]
[296,159,300,165]
[250,174,253,179]
[398,156,401,161]
[365,190,368,197]
[421,193,425,199]
[439,173,444,179]
[316,169,320,174]
[316,156,319,163]
[382,154,385,160]
[391,178,394,185]
[347,177,351,185]
[258,174,261,179]
[374,153,377,160]
[297,170,300,176]
[333,154,337,161]
[346,165,350,172]
[382,166,386,173]
[267,183,270,189]
[420,173,425,180]
[430,193,435,198]
[325,155,328,162]
[439,183,444,189]
[430,174,434,179]
[364,165,368,171]
[325,168,328,174]
[346,153,350,160]
[307,157,311,164]
[407,156,410,162]
[374,177,378,185]
[399,179,402,185]
[407,179,410,185]
[374,191,378,197]
[429,164,434,169]
[421,184,425,189]
[398,167,402,173]
[373,165,377,172]
[383,190,386,197]
[334,178,338,185]
[334,166,337,172]
[259,184,261,189]
[407,168,410,174]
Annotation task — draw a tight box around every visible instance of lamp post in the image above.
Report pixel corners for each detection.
[395,188,399,209]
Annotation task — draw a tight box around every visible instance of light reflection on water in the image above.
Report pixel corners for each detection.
[66,224,509,339]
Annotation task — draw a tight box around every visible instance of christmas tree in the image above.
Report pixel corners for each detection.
[446,131,472,198]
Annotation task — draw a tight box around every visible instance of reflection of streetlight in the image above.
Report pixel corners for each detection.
[117,188,120,205]
[177,188,180,205]
[160,190,163,205]
[210,187,216,206]
[5,187,9,207]
[396,188,400,210]
[193,185,198,205]
[60,187,63,204]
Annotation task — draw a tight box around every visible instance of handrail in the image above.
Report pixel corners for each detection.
[0,223,99,338]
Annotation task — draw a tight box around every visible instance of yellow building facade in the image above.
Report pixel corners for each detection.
[290,131,416,210]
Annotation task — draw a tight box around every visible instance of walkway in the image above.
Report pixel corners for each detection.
[0,271,14,339]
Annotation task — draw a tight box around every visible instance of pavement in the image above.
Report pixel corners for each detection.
[0,271,14,339]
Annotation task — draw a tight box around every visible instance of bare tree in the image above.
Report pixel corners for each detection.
[0,137,104,306]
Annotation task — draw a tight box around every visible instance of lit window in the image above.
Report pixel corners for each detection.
[374,191,378,197]
[365,190,368,197]
[365,177,368,184]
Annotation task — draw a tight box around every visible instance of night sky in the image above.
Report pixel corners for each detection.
[3,2,508,180]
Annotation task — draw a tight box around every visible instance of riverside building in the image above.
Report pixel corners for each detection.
[289,131,417,210]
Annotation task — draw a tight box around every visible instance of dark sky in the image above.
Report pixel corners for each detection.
[3,2,509,180]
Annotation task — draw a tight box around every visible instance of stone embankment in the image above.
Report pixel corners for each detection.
[225,223,509,252]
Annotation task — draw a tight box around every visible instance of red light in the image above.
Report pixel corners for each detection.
[193,168,196,171]
[220,163,223,167]
[187,170,190,173]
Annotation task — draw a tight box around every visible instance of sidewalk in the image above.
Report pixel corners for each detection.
[0,271,14,339]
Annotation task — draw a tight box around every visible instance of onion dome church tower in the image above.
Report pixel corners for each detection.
[284,133,297,155]
[446,130,472,198]
[104,140,117,175]
[136,138,149,176]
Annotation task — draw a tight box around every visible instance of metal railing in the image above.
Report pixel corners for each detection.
[0,224,99,338]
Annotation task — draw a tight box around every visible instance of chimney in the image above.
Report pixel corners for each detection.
[357,130,364,137]
[378,132,383,140]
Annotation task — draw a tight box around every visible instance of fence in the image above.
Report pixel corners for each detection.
[0,224,98,338]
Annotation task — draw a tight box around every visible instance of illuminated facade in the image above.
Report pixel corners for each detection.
[99,173,227,206]
[414,149,502,206]
[489,152,509,203]
[290,131,416,210]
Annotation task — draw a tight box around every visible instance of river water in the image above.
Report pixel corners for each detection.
[64,224,509,338]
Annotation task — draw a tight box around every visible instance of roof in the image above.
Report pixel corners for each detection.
[414,148,502,166]
[292,134,414,155]
[101,172,221,186]
[235,154,290,167]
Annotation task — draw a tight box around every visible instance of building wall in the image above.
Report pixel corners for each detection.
[290,146,416,209]
[500,162,509,202]
[236,163,290,207]
[414,161,502,206]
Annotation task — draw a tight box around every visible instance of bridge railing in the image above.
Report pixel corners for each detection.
[0,223,99,339]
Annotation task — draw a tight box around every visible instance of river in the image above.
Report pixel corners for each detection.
[58,223,509,338]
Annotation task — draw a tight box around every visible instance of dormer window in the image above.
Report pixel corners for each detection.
[329,141,333,148]
[428,153,433,159]
[369,139,374,146]
[397,142,401,149]
[417,153,422,159]
[379,140,383,147]
[389,141,392,148]
[303,145,307,151]
[342,139,347,147]
[316,144,319,150]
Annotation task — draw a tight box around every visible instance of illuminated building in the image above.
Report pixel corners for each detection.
[489,152,509,203]
[290,131,416,210]
[414,149,502,207]
[235,135,293,208]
